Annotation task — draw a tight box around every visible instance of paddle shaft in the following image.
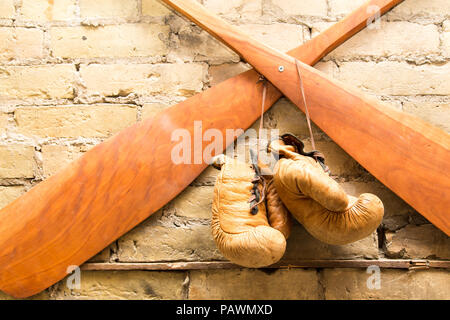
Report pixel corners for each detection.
[0,0,405,298]
[162,0,450,235]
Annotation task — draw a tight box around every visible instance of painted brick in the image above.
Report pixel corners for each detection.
[51,24,169,58]
[0,65,76,101]
[189,269,320,300]
[271,0,327,17]
[0,145,35,179]
[0,28,44,61]
[329,0,367,16]
[403,100,450,133]
[443,20,450,58]
[21,0,77,21]
[203,0,262,19]
[142,0,172,17]
[15,105,137,138]
[388,0,450,20]
[0,113,8,135]
[80,0,138,18]
[80,63,207,97]
[141,102,170,119]
[323,268,450,300]
[0,186,26,210]
[337,61,450,95]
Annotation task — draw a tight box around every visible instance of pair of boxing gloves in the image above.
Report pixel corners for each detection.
[211,134,384,268]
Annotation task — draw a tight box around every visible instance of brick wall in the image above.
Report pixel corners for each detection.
[0,0,449,300]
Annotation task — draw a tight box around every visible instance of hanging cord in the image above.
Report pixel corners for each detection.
[249,77,268,214]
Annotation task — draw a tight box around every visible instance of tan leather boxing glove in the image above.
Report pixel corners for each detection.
[211,154,291,268]
[269,135,384,245]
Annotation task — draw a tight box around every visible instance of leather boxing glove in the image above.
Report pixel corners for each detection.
[211,154,291,268]
[269,134,384,245]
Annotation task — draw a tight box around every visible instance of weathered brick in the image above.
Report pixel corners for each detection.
[388,0,450,20]
[203,0,262,19]
[209,62,251,86]
[141,102,170,119]
[239,23,305,52]
[80,0,138,18]
[51,24,169,58]
[189,269,320,300]
[0,186,26,210]
[323,268,450,300]
[328,22,440,59]
[0,65,76,100]
[385,224,450,259]
[171,26,239,65]
[21,0,77,21]
[0,28,44,61]
[171,186,213,219]
[142,0,172,17]
[443,20,450,58]
[341,181,413,231]
[0,145,35,179]
[15,105,137,138]
[41,144,86,178]
[53,271,186,299]
[117,215,223,262]
[0,0,15,19]
[284,223,379,260]
[329,0,366,16]
[271,0,327,17]
[403,100,450,133]
[0,113,8,135]
[81,63,207,97]
[337,61,450,95]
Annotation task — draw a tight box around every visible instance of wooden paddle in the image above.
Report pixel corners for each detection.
[163,0,450,236]
[0,0,404,298]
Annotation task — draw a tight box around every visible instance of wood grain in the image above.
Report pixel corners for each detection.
[0,0,405,298]
[163,0,450,236]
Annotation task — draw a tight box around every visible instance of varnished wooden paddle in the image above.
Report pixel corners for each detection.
[0,0,405,298]
[162,0,450,236]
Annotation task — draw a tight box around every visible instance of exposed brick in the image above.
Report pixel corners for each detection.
[239,23,305,52]
[193,166,220,186]
[0,186,26,210]
[51,24,169,58]
[41,144,86,178]
[388,0,450,20]
[171,186,213,219]
[189,269,320,300]
[0,28,44,61]
[15,105,137,138]
[53,271,186,299]
[271,0,327,17]
[80,0,138,18]
[142,0,172,17]
[323,269,450,300]
[0,145,35,179]
[118,216,223,262]
[328,22,440,59]
[385,224,450,259]
[209,62,250,86]
[203,0,262,19]
[284,223,379,260]
[329,0,366,16]
[171,26,239,65]
[403,100,450,133]
[21,0,77,21]
[141,102,170,119]
[336,61,450,95]
[0,65,76,101]
[80,63,207,97]
[341,181,413,231]
[0,113,8,135]
[0,0,15,19]
[443,20,450,58]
